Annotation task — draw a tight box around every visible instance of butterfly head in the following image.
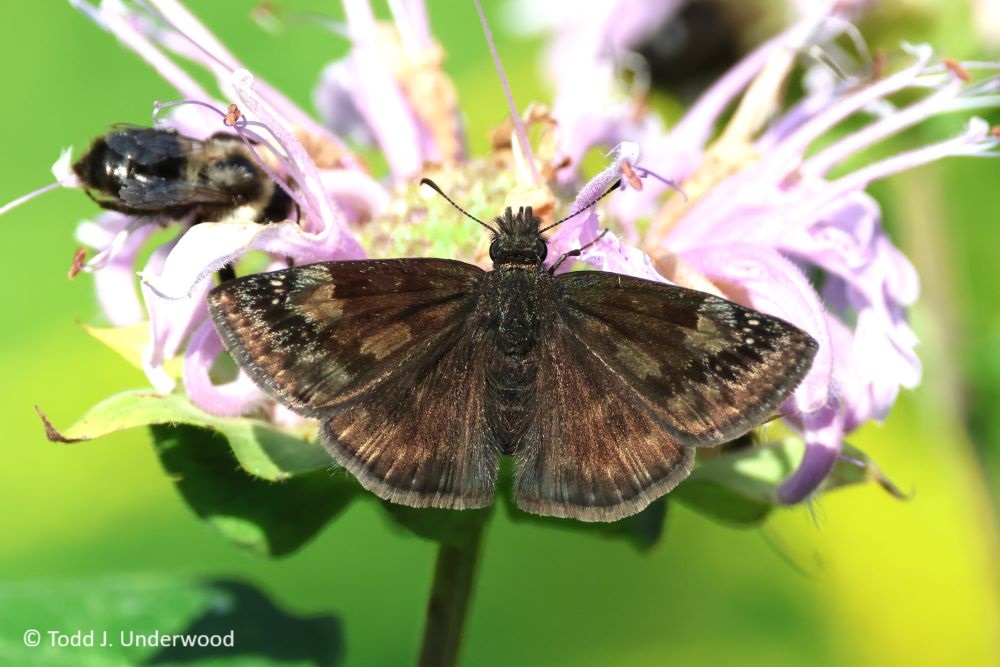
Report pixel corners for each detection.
[490,206,547,266]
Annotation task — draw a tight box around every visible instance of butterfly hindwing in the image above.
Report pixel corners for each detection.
[516,313,696,522]
[320,318,499,509]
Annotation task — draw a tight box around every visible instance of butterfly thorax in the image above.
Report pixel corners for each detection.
[483,206,556,356]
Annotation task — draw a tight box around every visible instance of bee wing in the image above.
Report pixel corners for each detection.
[104,126,196,165]
[117,176,237,210]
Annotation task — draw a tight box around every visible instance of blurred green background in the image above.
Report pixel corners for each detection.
[1,1,998,665]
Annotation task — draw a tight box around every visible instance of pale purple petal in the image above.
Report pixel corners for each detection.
[671,11,834,150]
[313,59,378,147]
[774,190,922,416]
[756,43,937,175]
[184,320,265,416]
[141,223,261,299]
[393,0,432,50]
[317,168,391,224]
[158,101,234,140]
[517,0,683,82]
[812,118,1000,202]
[80,0,356,167]
[576,232,669,283]
[72,0,212,99]
[823,313,871,431]
[604,131,700,227]
[142,219,365,301]
[778,402,845,503]
[230,69,349,236]
[141,240,211,392]
[76,213,158,326]
[548,142,637,261]
[340,0,426,180]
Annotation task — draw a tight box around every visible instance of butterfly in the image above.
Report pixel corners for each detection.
[207,180,817,522]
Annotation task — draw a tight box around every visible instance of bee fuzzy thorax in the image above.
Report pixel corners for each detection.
[71,126,294,224]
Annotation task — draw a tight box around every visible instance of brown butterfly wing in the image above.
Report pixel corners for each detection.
[209,259,482,415]
[514,271,817,521]
[555,272,817,444]
[209,259,500,508]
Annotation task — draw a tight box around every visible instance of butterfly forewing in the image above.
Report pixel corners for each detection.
[554,272,818,445]
[208,259,484,417]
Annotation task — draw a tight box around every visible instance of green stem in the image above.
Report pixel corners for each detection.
[417,523,485,667]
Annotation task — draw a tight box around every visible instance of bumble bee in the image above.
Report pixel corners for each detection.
[72,126,294,224]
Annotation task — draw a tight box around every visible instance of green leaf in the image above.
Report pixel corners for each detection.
[382,504,493,547]
[151,424,359,557]
[823,442,909,499]
[0,575,342,666]
[673,479,773,525]
[38,390,332,481]
[674,438,906,525]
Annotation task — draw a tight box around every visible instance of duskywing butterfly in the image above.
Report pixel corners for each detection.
[207,180,817,522]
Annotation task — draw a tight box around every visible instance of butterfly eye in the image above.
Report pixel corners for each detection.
[535,239,548,261]
[488,239,501,261]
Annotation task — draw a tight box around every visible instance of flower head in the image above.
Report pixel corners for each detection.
[25,0,1000,514]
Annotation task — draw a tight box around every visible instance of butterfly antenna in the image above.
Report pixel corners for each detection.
[420,178,498,233]
[539,179,622,233]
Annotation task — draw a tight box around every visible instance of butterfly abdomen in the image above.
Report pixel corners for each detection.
[486,353,537,454]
